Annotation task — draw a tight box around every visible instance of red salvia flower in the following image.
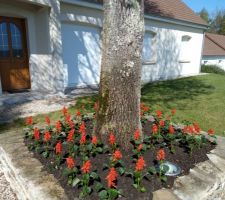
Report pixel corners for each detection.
[62,106,68,115]
[68,120,75,128]
[188,126,195,135]
[55,120,62,133]
[26,116,33,125]
[55,142,62,154]
[91,135,98,146]
[134,129,141,140]
[45,116,50,126]
[44,131,51,142]
[66,156,75,170]
[137,144,143,151]
[67,129,75,142]
[208,129,215,135]
[152,124,158,134]
[81,160,91,174]
[80,132,86,145]
[193,122,201,134]
[135,156,146,171]
[76,110,81,117]
[157,149,165,161]
[159,120,165,127]
[171,109,176,115]
[79,121,86,134]
[33,127,40,141]
[169,125,175,134]
[113,150,122,161]
[156,110,162,118]
[94,102,99,111]
[106,167,117,188]
[109,132,116,145]
[65,114,71,123]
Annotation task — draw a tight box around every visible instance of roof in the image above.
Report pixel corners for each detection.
[144,0,207,26]
[85,0,207,26]
[203,33,225,56]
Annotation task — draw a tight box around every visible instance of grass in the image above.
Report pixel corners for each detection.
[0,74,224,136]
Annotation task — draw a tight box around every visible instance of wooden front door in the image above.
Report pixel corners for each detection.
[0,16,30,91]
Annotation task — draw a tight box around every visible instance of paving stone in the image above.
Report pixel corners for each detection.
[153,188,180,200]
[207,153,225,172]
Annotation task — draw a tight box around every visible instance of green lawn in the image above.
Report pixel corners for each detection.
[1,74,224,136]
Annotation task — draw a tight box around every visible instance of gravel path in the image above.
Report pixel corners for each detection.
[0,162,18,200]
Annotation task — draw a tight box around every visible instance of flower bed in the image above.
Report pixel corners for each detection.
[24,105,216,200]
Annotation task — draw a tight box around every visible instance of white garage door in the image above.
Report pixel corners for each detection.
[62,23,101,87]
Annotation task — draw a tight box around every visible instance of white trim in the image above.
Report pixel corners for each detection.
[61,0,208,30]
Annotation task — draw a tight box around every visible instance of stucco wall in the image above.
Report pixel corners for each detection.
[60,2,204,88]
[202,56,225,71]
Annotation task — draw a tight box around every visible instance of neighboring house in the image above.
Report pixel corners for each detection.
[202,33,225,71]
[0,0,208,95]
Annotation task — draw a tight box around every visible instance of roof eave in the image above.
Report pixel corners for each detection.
[61,0,209,30]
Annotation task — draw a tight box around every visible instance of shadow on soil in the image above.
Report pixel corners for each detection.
[141,77,215,108]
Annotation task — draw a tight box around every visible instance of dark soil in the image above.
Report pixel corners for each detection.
[24,119,215,200]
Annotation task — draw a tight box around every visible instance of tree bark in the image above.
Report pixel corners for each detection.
[94,0,145,150]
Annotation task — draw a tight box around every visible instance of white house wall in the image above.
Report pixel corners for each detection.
[202,56,225,71]
[60,2,204,88]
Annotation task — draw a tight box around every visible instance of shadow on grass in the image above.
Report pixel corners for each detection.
[141,77,215,108]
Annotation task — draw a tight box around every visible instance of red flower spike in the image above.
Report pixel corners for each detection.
[106,167,118,188]
[45,116,50,126]
[171,109,176,115]
[169,125,175,134]
[62,106,68,115]
[137,144,143,151]
[26,116,33,125]
[94,102,99,111]
[113,150,122,161]
[134,129,141,140]
[81,160,91,174]
[55,121,62,133]
[66,157,75,170]
[152,124,158,134]
[33,127,40,141]
[109,133,116,145]
[157,149,165,161]
[80,132,86,145]
[44,131,51,142]
[55,142,62,154]
[208,129,215,135]
[193,122,201,134]
[91,135,98,146]
[159,120,165,127]
[65,114,71,123]
[135,156,146,171]
[76,110,81,117]
[156,110,162,118]
[67,129,75,142]
[79,122,86,134]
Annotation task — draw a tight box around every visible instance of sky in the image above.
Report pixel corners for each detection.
[183,0,225,13]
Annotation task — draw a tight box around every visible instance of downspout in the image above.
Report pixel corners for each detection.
[199,29,207,73]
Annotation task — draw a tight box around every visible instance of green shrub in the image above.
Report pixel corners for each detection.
[201,64,225,75]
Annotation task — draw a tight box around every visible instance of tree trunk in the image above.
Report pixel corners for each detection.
[94,0,145,150]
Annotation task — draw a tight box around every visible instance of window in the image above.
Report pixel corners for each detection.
[0,22,9,57]
[142,31,156,64]
[179,35,192,62]
[10,23,23,57]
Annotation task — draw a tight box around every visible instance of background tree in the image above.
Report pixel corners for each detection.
[94,0,145,150]
[199,8,210,23]
[198,8,225,35]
